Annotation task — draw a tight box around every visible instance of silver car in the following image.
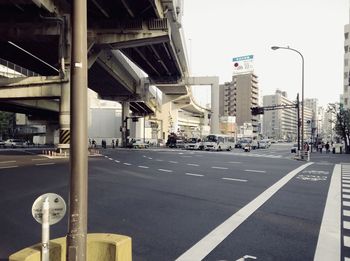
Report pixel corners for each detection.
[4,139,27,148]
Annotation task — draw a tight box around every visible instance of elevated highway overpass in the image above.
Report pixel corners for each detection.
[0,0,219,146]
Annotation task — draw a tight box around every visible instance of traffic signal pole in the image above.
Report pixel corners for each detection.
[297,94,300,152]
[67,0,88,260]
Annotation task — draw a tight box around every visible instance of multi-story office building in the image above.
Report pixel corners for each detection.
[344,24,350,109]
[304,98,318,138]
[263,90,313,141]
[219,72,259,133]
[263,90,297,141]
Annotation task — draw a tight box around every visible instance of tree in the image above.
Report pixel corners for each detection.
[327,103,350,154]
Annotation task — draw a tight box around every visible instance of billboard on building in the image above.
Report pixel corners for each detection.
[232,55,254,75]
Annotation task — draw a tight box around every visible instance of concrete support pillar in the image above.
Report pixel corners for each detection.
[121,102,130,147]
[45,124,57,145]
[58,15,71,151]
[58,79,70,149]
[159,94,179,137]
[211,82,220,134]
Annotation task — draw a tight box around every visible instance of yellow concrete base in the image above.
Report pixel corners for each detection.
[9,233,132,261]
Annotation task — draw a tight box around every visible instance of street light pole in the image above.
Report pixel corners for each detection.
[271,46,305,158]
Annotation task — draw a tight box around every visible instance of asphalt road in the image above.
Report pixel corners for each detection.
[0,144,348,260]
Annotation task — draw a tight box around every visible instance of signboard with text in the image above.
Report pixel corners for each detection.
[232,55,254,75]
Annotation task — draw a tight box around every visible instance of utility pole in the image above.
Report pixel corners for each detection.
[67,0,88,260]
[297,94,300,152]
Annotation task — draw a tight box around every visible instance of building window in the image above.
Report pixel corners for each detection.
[345,58,349,67]
[346,46,349,53]
[345,98,348,105]
[346,32,349,40]
[345,72,349,79]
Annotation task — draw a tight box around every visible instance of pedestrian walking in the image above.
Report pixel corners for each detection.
[112,139,115,148]
[325,142,330,153]
[92,139,96,148]
[318,143,323,153]
[116,138,119,148]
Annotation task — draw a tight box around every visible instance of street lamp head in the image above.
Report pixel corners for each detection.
[271,46,280,50]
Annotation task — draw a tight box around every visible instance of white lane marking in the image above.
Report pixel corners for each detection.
[104,156,108,158]
[176,162,313,261]
[211,166,228,170]
[344,210,350,217]
[0,165,18,169]
[344,189,350,193]
[148,157,153,160]
[182,156,192,158]
[108,158,113,161]
[123,163,132,166]
[187,163,199,167]
[114,160,120,163]
[343,180,350,184]
[343,177,350,180]
[0,160,16,164]
[158,169,173,173]
[228,161,241,164]
[138,166,149,169]
[143,155,147,157]
[344,221,350,230]
[344,194,350,199]
[169,161,178,164]
[244,169,266,173]
[314,164,341,261]
[35,163,55,166]
[343,184,350,188]
[32,158,47,161]
[156,159,164,162]
[343,201,350,207]
[222,178,248,182]
[344,236,350,248]
[185,173,204,177]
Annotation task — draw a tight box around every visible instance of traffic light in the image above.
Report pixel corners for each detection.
[251,107,264,115]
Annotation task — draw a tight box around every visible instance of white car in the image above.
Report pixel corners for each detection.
[132,139,149,149]
[4,139,27,148]
[259,140,270,149]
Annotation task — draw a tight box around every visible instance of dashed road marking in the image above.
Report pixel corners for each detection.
[187,163,199,167]
[32,158,46,161]
[35,163,55,166]
[169,161,178,164]
[228,161,241,164]
[108,158,113,161]
[138,166,149,169]
[344,210,350,217]
[158,169,173,173]
[0,165,18,169]
[344,189,350,193]
[244,169,266,173]
[185,173,204,177]
[222,178,248,182]
[0,160,16,164]
[156,159,164,162]
[148,157,153,160]
[123,163,132,166]
[114,160,120,163]
[211,166,228,170]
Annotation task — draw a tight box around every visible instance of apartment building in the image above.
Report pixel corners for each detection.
[219,72,259,133]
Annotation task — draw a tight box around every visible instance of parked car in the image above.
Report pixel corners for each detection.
[4,139,27,148]
[243,143,251,152]
[291,143,298,153]
[185,138,201,150]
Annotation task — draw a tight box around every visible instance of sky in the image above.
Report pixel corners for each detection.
[182,0,349,107]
